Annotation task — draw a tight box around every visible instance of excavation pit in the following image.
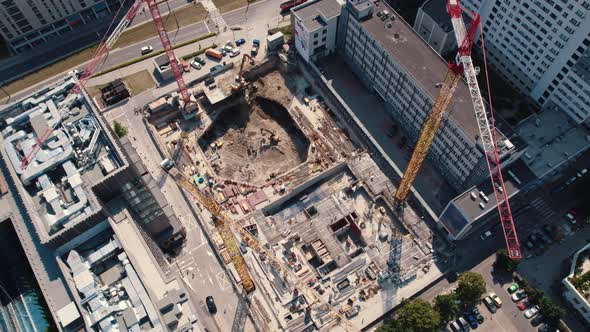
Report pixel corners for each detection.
[199,96,309,186]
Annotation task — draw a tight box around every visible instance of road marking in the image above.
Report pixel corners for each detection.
[216,271,232,291]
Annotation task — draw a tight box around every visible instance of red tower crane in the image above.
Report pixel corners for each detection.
[20,0,191,169]
[447,0,521,259]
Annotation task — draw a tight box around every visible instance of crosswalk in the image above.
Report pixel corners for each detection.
[200,0,228,32]
[529,197,557,223]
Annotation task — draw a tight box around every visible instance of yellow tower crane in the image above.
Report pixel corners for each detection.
[393,14,481,204]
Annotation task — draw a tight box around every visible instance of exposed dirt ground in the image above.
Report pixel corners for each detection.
[200,95,309,186]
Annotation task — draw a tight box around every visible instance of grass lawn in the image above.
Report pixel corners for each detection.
[1,3,208,99]
[86,70,155,99]
[3,46,98,97]
[113,3,207,49]
[124,70,156,95]
[214,0,254,14]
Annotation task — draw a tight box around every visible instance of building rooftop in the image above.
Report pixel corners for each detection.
[63,230,162,332]
[0,74,124,239]
[439,159,536,237]
[358,1,481,141]
[292,0,342,31]
[420,0,471,33]
[516,102,590,179]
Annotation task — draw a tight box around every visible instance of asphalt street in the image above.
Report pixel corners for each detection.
[2,0,283,103]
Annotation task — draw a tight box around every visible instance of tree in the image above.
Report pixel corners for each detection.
[113,120,128,138]
[434,293,460,323]
[456,272,487,306]
[493,249,520,272]
[390,298,441,332]
[539,295,565,328]
[526,287,544,304]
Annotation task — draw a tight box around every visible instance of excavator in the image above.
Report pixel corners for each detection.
[230,54,256,92]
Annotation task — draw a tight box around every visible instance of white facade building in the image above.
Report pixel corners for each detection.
[0,0,124,53]
[460,0,590,123]
[291,0,342,63]
[413,0,458,57]
[563,242,590,324]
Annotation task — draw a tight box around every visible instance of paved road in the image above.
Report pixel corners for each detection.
[3,0,284,103]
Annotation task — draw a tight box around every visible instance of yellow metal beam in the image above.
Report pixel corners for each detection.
[394,69,462,202]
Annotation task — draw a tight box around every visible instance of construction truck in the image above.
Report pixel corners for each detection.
[251,39,260,56]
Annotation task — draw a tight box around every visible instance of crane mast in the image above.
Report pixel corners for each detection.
[447,0,521,259]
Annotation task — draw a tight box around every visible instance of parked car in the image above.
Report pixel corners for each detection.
[449,321,462,332]
[471,307,484,323]
[457,316,469,331]
[490,293,503,308]
[229,48,241,57]
[483,296,497,313]
[190,60,202,70]
[235,38,246,46]
[525,241,535,250]
[524,305,540,318]
[565,211,576,224]
[480,230,492,240]
[447,271,459,282]
[511,289,527,302]
[181,60,190,72]
[465,314,478,329]
[508,283,519,294]
[210,64,223,72]
[140,45,153,54]
[531,314,544,327]
[194,56,206,65]
[206,296,217,314]
[517,300,531,311]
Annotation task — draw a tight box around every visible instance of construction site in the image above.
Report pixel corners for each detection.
[135,50,448,330]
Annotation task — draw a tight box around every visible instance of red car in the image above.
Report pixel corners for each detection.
[517,300,530,311]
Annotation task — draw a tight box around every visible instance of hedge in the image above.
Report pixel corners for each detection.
[181,44,218,60]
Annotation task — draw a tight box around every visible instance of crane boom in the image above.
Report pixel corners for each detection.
[394,64,462,202]
[447,0,521,259]
[21,0,192,170]
[170,168,358,330]
[145,0,191,104]
[20,0,143,169]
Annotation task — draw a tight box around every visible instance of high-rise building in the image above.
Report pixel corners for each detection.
[459,0,590,123]
[0,0,125,53]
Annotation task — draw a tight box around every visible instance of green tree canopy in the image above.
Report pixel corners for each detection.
[113,120,128,138]
[539,295,565,328]
[456,272,487,306]
[378,298,441,332]
[493,249,520,272]
[434,293,460,323]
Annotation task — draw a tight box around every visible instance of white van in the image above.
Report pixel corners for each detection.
[160,158,174,170]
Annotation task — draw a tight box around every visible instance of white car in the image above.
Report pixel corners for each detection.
[190,60,202,70]
[480,230,492,240]
[229,48,241,57]
[140,45,153,55]
[565,212,576,224]
[524,305,540,319]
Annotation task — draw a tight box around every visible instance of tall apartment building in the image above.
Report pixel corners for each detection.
[457,0,590,123]
[331,0,515,192]
[0,0,125,53]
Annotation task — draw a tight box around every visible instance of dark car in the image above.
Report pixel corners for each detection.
[235,38,246,46]
[194,56,206,65]
[483,296,497,313]
[530,314,544,327]
[206,296,217,314]
[471,307,484,323]
[210,65,223,72]
[465,314,478,329]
